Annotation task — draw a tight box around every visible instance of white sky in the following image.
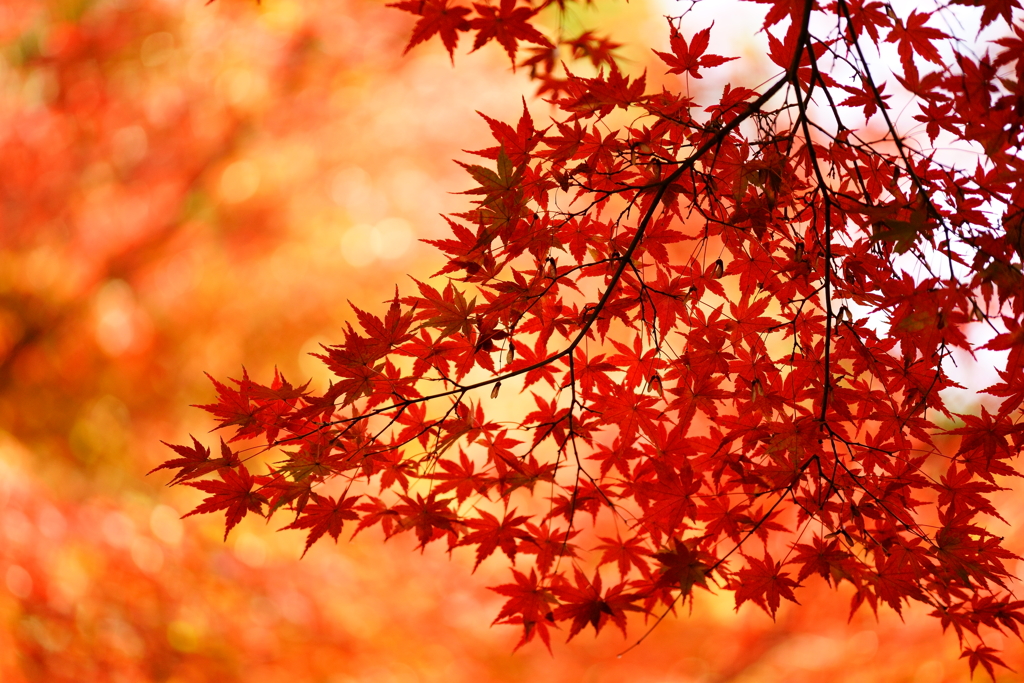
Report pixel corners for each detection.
[645,0,1013,416]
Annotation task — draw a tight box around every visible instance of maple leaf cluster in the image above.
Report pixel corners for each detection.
[159,0,1024,674]
[388,0,623,95]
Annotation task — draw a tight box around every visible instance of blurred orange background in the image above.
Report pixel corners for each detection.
[0,0,1020,680]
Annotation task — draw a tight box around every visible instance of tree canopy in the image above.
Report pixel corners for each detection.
[156,0,1024,675]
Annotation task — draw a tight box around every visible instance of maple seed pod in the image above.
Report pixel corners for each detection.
[555,171,570,192]
[506,342,516,364]
[794,241,805,261]
[647,373,664,397]
[547,256,558,278]
[491,382,501,399]
[750,378,764,401]
[712,259,725,279]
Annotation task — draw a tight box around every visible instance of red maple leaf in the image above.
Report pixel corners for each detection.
[952,0,1021,30]
[183,464,267,540]
[389,0,471,60]
[551,567,643,639]
[652,538,712,596]
[885,10,948,81]
[393,492,464,548]
[792,536,859,586]
[653,23,736,79]
[734,552,801,617]
[946,406,1024,482]
[458,508,531,568]
[490,568,558,650]
[594,533,653,579]
[151,436,239,485]
[426,449,491,503]
[517,522,580,574]
[193,369,266,442]
[961,644,1013,680]
[469,0,552,63]
[282,493,362,556]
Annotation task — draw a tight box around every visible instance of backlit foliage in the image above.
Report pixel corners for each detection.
[152,0,1024,675]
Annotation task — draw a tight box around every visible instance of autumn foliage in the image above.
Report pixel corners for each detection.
[155,0,1024,676]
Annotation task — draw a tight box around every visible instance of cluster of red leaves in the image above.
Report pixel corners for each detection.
[160,0,1024,675]
[389,0,551,62]
[387,0,621,95]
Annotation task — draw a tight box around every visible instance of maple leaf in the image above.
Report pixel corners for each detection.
[946,406,1024,483]
[547,479,604,524]
[407,278,478,341]
[568,31,622,70]
[469,0,552,63]
[249,367,312,403]
[982,368,1024,419]
[885,11,948,81]
[608,334,664,390]
[747,0,804,28]
[552,568,644,639]
[193,369,266,442]
[872,548,925,615]
[838,78,890,120]
[792,536,857,586]
[637,459,701,536]
[653,23,736,79]
[389,0,471,60]
[734,552,800,618]
[259,473,315,517]
[393,492,464,548]
[282,493,361,556]
[458,147,525,206]
[517,522,580,574]
[653,538,712,596]
[951,0,1021,30]
[594,533,652,579]
[352,497,402,539]
[490,568,558,650]
[503,338,560,389]
[459,508,531,568]
[351,290,417,351]
[937,466,1006,524]
[426,449,491,503]
[151,436,239,485]
[961,644,1012,680]
[473,100,542,166]
[592,391,663,443]
[183,464,268,540]
[970,595,1024,639]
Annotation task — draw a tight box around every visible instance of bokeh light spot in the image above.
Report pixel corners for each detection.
[373,217,414,261]
[167,620,201,653]
[131,536,165,574]
[150,504,184,545]
[5,564,32,599]
[140,32,175,68]
[94,279,138,356]
[234,532,267,567]
[220,160,261,203]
